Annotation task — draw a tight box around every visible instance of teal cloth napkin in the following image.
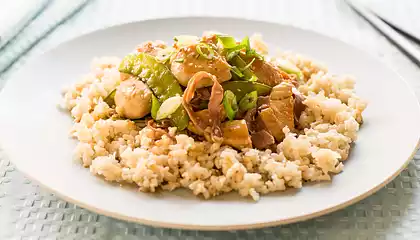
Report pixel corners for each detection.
[0,0,91,76]
[0,0,50,51]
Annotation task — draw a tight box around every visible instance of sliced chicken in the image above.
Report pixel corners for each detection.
[222,120,252,149]
[256,82,295,141]
[257,108,285,142]
[249,59,290,87]
[269,82,295,130]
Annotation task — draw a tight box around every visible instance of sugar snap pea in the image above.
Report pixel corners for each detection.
[119,53,189,130]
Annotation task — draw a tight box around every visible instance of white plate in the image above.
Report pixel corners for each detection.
[0,17,419,230]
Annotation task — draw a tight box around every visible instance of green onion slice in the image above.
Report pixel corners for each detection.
[238,91,258,111]
[216,35,237,48]
[156,96,182,120]
[196,43,215,60]
[223,90,238,121]
[240,36,251,51]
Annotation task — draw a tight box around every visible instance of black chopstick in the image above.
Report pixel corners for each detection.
[373,14,420,46]
[344,0,420,66]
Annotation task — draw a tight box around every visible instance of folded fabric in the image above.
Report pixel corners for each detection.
[0,0,50,51]
[0,0,91,76]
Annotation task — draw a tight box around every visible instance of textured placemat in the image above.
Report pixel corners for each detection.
[1,0,420,239]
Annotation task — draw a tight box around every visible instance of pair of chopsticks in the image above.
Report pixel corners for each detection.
[345,0,420,66]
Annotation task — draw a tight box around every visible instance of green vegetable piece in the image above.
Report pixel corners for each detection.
[196,43,215,60]
[118,54,136,74]
[226,44,246,61]
[230,55,257,81]
[156,96,182,120]
[239,91,258,111]
[248,75,258,82]
[242,36,264,60]
[216,35,237,49]
[241,58,255,71]
[118,53,189,130]
[223,90,238,121]
[151,94,160,120]
[230,66,244,78]
[241,36,251,51]
[104,89,116,107]
[247,49,264,60]
[218,35,263,62]
[222,81,272,100]
[226,50,239,61]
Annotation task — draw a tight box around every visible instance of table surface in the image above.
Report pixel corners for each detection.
[1,0,420,239]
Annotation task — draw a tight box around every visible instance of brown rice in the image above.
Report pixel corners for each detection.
[61,43,367,201]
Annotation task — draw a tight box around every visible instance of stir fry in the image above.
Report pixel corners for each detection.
[109,33,306,150]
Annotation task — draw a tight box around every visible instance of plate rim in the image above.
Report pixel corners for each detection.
[2,16,420,230]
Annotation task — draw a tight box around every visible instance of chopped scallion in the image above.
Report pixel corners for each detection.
[240,36,251,51]
[156,96,183,120]
[196,43,215,60]
[223,90,238,120]
[216,35,237,48]
[238,91,258,111]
